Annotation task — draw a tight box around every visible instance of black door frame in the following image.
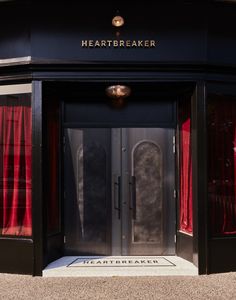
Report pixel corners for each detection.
[39,79,207,276]
[192,83,208,274]
[61,89,177,256]
[58,81,190,258]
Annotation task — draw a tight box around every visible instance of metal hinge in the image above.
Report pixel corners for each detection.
[174,235,176,243]
[173,135,176,153]
[64,236,66,244]
[63,136,66,152]
[174,189,177,199]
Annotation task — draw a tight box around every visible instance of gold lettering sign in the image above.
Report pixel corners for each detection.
[81,40,156,49]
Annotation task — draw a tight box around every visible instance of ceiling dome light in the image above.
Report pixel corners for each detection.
[106,85,131,99]
[112,15,124,27]
[106,85,131,108]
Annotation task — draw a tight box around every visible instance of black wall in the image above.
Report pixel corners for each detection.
[0,1,30,59]
[30,2,206,63]
[0,1,236,67]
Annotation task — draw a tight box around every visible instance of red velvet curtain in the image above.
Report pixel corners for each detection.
[0,97,32,236]
[208,97,236,236]
[179,105,193,234]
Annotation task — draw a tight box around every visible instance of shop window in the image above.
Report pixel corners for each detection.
[0,84,32,236]
[179,100,193,234]
[208,95,236,236]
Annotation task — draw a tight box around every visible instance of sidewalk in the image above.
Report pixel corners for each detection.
[0,272,236,300]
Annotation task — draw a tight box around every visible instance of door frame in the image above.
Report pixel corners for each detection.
[61,89,178,256]
[42,80,204,274]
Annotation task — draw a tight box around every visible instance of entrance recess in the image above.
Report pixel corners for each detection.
[64,127,175,256]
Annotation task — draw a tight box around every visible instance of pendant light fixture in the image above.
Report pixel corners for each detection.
[106,85,131,108]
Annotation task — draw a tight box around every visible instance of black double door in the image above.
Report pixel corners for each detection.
[64,127,175,256]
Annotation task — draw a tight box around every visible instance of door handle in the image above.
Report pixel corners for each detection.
[114,175,121,219]
[129,175,136,220]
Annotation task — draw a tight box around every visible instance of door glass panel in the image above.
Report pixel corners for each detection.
[77,141,107,242]
[132,141,162,243]
[64,128,111,255]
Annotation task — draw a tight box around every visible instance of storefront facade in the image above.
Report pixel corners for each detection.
[0,1,236,275]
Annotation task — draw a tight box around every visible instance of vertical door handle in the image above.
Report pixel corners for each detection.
[114,175,121,219]
[129,176,136,220]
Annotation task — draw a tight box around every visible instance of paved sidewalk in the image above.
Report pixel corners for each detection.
[0,272,236,299]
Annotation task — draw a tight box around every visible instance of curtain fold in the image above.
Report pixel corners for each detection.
[0,95,32,236]
[22,106,32,236]
[3,107,23,235]
[179,116,193,234]
[2,106,13,234]
[0,108,3,231]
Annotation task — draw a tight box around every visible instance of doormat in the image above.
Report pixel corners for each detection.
[67,257,175,267]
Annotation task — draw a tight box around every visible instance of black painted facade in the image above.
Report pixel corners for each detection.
[0,1,236,275]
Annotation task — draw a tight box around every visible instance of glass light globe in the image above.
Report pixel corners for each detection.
[112,15,124,27]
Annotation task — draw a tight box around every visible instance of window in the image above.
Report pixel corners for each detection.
[208,94,236,236]
[0,84,32,236]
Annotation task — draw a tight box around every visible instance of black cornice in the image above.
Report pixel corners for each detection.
[1,62,236,83]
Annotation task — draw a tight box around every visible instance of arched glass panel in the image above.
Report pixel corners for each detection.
[132,141,162,243]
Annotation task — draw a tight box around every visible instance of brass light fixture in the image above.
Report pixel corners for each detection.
[106,85,131,108]
[112,15,124,27]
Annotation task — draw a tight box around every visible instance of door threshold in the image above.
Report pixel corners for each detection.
[43,256,198,277]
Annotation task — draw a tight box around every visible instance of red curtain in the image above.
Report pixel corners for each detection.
[0,98,32,236]
[179,107,193,234]
[0,108,3,232]
[208,97,236,236]
[22,106,32,235]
